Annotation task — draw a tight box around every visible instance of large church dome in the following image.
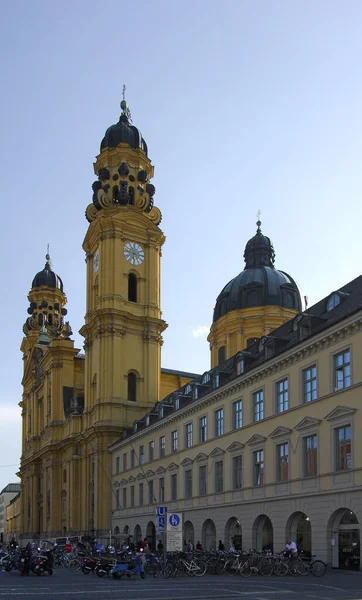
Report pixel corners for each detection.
[213,221,303,323]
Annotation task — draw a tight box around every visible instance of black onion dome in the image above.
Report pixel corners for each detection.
[100,114,148,155]
[32,255,63,292]
[213,221,302,323]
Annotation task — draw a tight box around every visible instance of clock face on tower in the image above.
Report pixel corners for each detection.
[124,242,144,266]
[93,249,99,272]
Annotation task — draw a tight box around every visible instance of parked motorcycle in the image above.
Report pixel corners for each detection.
[18,549,31,576]
[34,550,54,576]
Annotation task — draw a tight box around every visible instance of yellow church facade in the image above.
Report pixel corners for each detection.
[19,98,324,546]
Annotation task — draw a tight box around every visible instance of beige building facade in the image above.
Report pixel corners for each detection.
[111,279,362,570]
[6,493,21,544]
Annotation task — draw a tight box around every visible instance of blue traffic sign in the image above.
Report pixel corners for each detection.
[169,513,180,527]
[158,516,165,528]
[157,506,167,517]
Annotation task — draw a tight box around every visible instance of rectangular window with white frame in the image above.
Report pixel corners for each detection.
[139,445,144,465]
[185,422,193,448]
[171,430,178,453]
[303,365,317,403]
[199,465,207,496]
[215,460,224,493]
[199,416,207,442]
[148,480,154,505]
[185,469,192,499]
[253,449,264,486]
[171,473,177,501]
[149,440,154,461]
[233,400,243,430]
[232,455,242,490]
[159,435,166,458]
[215,408,224,437]
[276,442,289,482]
[159,477,165,502]
[303,434,318,477]
[253,390,264,422]
[276,378,288,413]
[334,350,351,391]
[335,425,351,471]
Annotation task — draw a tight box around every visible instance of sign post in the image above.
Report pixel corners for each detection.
[166,513,183,552]
[156,506,167,561]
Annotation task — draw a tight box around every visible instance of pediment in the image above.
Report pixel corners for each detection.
[324,405,356,421]
[210,447,225,458]
[120,478,127,486]
[127,476,135,483]
[294,416,322,431]
[180,457,194,467]
[113,480,120,488]
[136,472,145,480]
[269,426,293,439]
[246,434,267,446]
[226,441,245,453]
[195,452,208,462]
[156,466,166,474]
[145,469,155,477]
[167,462,179,471]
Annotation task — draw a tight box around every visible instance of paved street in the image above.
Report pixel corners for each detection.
[1,570,362,600]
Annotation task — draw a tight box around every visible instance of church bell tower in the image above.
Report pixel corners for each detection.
[80,93,167,430]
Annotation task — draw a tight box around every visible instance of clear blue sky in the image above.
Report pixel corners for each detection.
[1,0,362,490]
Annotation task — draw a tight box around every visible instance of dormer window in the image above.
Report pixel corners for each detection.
[145,415,150,426]
[202,372,211,384]
[133,422,138,433]
[237,358,244,375]
[175,398,180,410]
[185,384,191,394]
[193,386,198,400]
[159,406,164,419]
[214,373,220,389]
[327,293,341,312]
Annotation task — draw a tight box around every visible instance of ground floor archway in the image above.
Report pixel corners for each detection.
[286,512,311,557]
[328,508,360,570]
[134,524,142,544]
[225,517,242,550]
[146,520,156,552]
[253,514,273,552]
[201,518,216,550]
[184,520,194,548]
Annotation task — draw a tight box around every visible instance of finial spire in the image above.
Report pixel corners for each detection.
[45,243,52,267]
[256,209,262,232]
[120,84,132,122]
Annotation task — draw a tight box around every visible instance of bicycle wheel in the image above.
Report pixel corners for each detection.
[259,557,273,576]
[274,561,288,576]
[68,558,81,572]
[163,562,174,579]
[289,559,304,576]
[225,559,239,576]
[240,562,252,578]
[194,559,206,577]
[310,560,326,577]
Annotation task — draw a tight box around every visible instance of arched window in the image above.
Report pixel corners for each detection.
[128,372,137,402]
[218,345,226,365]
[128,273,137,302]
